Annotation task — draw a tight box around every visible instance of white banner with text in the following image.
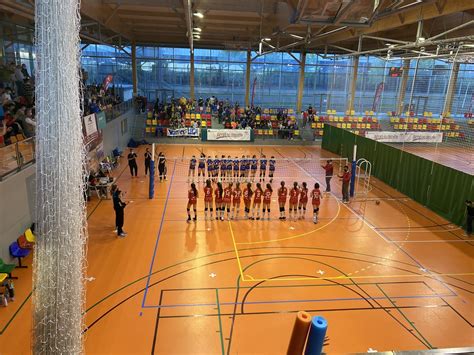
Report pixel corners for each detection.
[366,131,443,143]
[207,129,251,141]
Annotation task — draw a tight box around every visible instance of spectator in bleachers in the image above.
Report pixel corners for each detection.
[23,108,36,138]
[1,87,13,105]
[23,78,34,105]
[21,64,30,79]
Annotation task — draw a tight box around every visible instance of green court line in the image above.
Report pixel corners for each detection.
[376,284,434,349]
[215,288,225,355]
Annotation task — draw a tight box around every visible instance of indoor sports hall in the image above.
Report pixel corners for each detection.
[0,1,473,354]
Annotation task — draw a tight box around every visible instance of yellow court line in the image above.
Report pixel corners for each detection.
[236,194,341,245]
[241,272,474,282]
[228,221,245,280]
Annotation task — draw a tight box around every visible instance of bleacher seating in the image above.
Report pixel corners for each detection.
[145,111,213,135]
[388,111,464,138]
[311,109,381,137]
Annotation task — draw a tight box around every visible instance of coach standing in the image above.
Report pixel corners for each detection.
[144,147,152,176]
[128,148,138,177]
[338,166,351,203]
[321,160,334,193]
[113,186,127,237]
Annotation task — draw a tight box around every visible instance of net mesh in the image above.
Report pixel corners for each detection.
[157,157,348,183]
[33,0,87,353]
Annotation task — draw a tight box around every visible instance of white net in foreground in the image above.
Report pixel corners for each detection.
[33,0,87,353]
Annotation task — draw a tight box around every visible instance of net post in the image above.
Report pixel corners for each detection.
[350,145,357,197]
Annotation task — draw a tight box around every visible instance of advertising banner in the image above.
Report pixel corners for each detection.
[366,131,443,143]
[207,129,251,141]
[167,127,200,137]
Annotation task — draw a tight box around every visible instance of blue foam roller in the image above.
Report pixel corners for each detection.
[149,161,155,199]
[304,316,327,355]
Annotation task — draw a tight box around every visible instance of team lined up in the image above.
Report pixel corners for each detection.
[187,180,323,224]
[188,154,276,182]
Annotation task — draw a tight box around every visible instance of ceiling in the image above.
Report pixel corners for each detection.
[1,0,474,55]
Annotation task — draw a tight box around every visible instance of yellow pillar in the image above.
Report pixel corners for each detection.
[296,51,306,113]
[443,61,460,116]
[245,50,251,107]
[347,56,359,112]
[190,50,195,100]
[396,59,410,115]
[131,42,137,96]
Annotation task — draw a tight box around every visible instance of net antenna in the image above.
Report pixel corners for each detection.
[355,158,372,201]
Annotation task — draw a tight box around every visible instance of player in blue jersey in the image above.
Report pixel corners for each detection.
[198,153,206,182]
[226,155,233,180]
[188,155,197,182]
[207,156,213,179]
[213,155,220,180]
[239,155,246,180]
[220,155,227,180]
[250,155,258,181]
[259,155,267,182]
[269,156,276,183]
[233,156,240,180]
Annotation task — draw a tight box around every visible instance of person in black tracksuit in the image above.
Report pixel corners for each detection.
[144,148,152,176]
[158,152,167,182]
[128,149,138,177]
[466,200,473,237]
[113,188,127,237]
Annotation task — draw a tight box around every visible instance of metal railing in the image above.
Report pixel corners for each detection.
[0,99,135,181]
[0,136,36,181]
[102,99,134,123]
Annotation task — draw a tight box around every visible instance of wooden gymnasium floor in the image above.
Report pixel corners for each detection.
[0,145,473,354]
[388,144,474,175]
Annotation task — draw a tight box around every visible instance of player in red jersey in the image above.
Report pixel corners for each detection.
[243,182,253,219]
[215,182,224,221]
[251,183,264,220]
[223,183,233,220]
[298,182,309,219]
[289,182,300,221]
[311,182,323,224]
[187,183,198,222]
[262,183,273,220]
[203,179,214,220]
[231,182,242,220]
[278,181,288,220]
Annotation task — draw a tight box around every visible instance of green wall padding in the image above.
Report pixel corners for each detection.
[322,125,474,226]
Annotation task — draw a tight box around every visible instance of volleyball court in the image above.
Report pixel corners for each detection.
[135,144,473,354]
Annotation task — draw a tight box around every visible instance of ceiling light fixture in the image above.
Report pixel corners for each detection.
[194,27,202,32]
[194,12,204,18]
[263,38,271,41]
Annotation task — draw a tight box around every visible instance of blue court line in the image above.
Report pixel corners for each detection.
[142,293,455,309]
[142,160,177,308]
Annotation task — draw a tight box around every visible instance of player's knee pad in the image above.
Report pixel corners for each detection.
[316,207,319,212]
[210,208,213,212]
[298,206,301,210]
[205,207,208,212]
[187,208,190,212]
[279,207,283,212]
[227,208,230,213]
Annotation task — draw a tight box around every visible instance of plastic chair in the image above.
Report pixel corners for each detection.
[0,259,16,279]
[9,241,30,268]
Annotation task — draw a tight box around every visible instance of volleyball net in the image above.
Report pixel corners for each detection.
[149,156,349,184]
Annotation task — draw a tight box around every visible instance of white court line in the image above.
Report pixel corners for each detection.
[287,157,392,244]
